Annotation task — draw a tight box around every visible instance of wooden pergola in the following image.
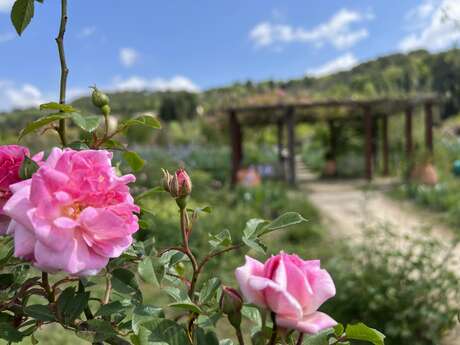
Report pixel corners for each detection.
[225,95,440,186]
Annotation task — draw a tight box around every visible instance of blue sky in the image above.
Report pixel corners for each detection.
[0,0,459,110]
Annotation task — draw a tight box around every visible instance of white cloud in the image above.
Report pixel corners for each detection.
[111,75,200,93]
[0,81,46,111]
[0,32,14,43]
[119,48,139,67]
[0,0,14,13]
[77,26,96,39]
[249,8,373,50]
[399,0,460,51]
[306,53,358,77]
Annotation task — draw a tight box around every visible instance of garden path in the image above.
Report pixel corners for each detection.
[295,158,460,345]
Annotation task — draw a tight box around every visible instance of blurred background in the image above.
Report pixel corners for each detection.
[1,1,460,344]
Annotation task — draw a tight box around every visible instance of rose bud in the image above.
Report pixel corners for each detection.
[220,286,243,315]
[91,86,110,108]
[169,168,192,199]
[101,104,111,116]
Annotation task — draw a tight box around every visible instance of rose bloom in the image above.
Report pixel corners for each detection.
[0,145,43,235]
[236,253,337,334]
[3,148,139,276]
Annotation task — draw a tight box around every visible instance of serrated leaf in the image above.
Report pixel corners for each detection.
[208,230,232,249]
[242,236,267,254]
[345,323,385,345]
[11,0,34,35]
[101,139,126,151]
[39,102,76,113]
[243,218,268,239]
[137,318,190,345]
[334,323,344,337]
[259,212,307,236]
[95,301,129,317]
[119,114,161,131]
[77,319,117,343]
[68,141,90,150]
[70,113,101,133]
[19,156,39,180]
[24,304,55,322]
[0,322,24,342]
[198,277,221,304]
[302,328,334,345]
[112,268,140,295]
[19,113,71,140]
[168,301,202,314]
[65,291,90,324]
[194,328,219,345]
[138,257,160,287]
[123,151,145,172]
[132,305,164,334]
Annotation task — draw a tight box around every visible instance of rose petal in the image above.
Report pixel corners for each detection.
[235,256,266,307]
[277,311,337,334]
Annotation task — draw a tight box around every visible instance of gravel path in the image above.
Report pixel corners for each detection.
[296,160,460,344]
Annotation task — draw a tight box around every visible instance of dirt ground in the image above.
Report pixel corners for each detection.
[297,162,460,345]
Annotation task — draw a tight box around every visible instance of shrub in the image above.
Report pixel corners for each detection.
[322,225,460,345]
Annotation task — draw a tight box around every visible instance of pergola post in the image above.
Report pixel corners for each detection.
[276,119,285,180]
[381,114,389,176]
[286,107,296,186]
[405,106,413,158]
[229,110,243,187]
[364,106,373,181]
[328,120,338,159]
[424,102,434,153]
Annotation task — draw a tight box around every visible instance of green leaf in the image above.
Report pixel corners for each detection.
[95,301,129,317]
[138,257,160,287]
[334,323,344,337]
[194,328,219,345]
[208,229,232,249]
[77,319,117,343]
[39,102,76,113]
[219,340,234,345]
[70,113,101,133]
[11,0,34,35]
[112,268,139,294]
[123,151,145,172]
[243,218,268,239]
[19,113,70,140]
[135,186,164,202]
[19,156,39,180]
[168,301,202,314]
[302,328,334,345]
[259,212,307,236]
[199,277,221,304]
[68,141,90,150]
[101,139,126,151]
[345,323,385,345]
[132,305,164,334]
[64,290,90,324]
[0,273,14,290]
[0,321,24,342]
[24,304,55,322]
[136,318,191,345]
[242,236,267,254]
[119,114,161,131]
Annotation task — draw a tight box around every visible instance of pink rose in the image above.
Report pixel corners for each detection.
[235,253,337,334]
[3,148,139,276]
[0,145,43,235]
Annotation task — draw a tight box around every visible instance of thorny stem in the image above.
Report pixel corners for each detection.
[56,0,69,147]
[296,333,304,345]
[41,272,54,302]
[102,272,112,305]
[180,207,198,299]
[268,312,278,345]
[235,326,246,345]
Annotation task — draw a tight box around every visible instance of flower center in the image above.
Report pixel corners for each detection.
[63,203,84,219]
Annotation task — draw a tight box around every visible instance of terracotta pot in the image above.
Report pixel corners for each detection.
[323,160,337,177]
[412,163,438,186]
[419,163,438,186]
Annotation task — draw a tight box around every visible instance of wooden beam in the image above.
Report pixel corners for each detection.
[405,106,413,158]
[364,107,373,181]
[286,107,296,186]
[424,102,434,153]
[381,114,389,176]
[229,110,243,187]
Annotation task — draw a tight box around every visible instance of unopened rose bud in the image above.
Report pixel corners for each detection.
[220,286,243,315]
[91,86,110,108]
[175,168,192,198]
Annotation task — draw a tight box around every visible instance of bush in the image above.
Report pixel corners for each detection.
[322,225,460,345]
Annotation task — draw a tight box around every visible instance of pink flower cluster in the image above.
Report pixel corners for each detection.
[236,253,337,334]
[1,147,139,276]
